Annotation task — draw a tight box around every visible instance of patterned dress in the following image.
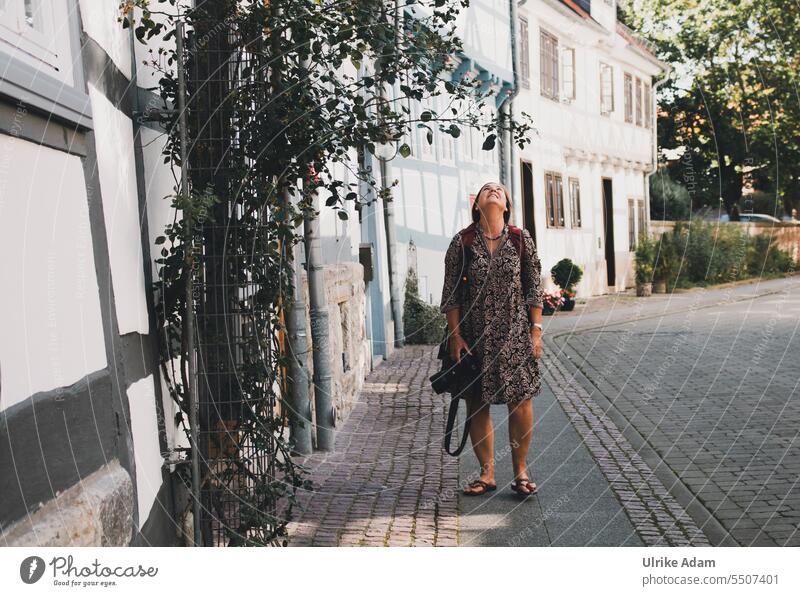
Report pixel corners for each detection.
[439,222,544,405]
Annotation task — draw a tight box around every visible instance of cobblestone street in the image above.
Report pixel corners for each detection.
[547,276,800,546]
[287,346,459,546]
[286,276,800,547]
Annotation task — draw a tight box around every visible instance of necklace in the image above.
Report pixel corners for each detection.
[478,223,505,241]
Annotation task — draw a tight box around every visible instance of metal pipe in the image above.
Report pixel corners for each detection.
[176,19,202,548]
[377,0,405,348]
[505,0,522,205]
[285,188,313,455]
[304,182,335,451]
[644,64,673,229]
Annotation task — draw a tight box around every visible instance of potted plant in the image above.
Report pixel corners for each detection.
[541,290,564,315]
[634,232,655,297]
[550,258,583,311]
[652,231,675,293]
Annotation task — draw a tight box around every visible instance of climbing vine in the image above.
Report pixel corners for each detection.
[121,0,534,546]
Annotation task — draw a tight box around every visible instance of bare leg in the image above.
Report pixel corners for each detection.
[508,399,534,491]
[463,394,495,494]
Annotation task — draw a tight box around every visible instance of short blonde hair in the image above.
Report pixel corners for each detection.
[472,181,512,223]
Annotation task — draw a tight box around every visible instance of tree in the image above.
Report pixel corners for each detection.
[623,0,800,215]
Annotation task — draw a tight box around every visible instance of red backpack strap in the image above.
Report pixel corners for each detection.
[507,224,524,258]
[460,222,477,248]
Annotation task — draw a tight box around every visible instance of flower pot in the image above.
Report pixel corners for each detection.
[562,296,576,311]
[652,280,667,294]
[542,305,555,316]
[636,282,652,297]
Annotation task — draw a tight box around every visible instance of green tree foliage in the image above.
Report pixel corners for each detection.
[624,0,800,216]
[649,168,691,220]
[403,268,445,345]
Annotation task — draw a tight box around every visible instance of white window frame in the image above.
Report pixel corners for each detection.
[599,62,614,116]
[561,47,575,102]
[635,76,643,126]
[0,0,70,82]
[569,177,581,228]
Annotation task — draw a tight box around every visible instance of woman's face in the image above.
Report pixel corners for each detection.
[476,182,507,215]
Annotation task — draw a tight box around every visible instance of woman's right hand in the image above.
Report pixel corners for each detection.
[449,333,472,363]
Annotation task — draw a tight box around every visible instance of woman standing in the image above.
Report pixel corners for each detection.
[439,181,544,497]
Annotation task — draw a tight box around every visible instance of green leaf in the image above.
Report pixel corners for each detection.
[399,143,411,158]
[448,124,461,138]
[337,210,348,221]
[426,130,433,145]
[482,133,497,151]
[420,110,432,122]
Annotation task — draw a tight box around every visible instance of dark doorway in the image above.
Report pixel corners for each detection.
[601,177,615,288]
[521,160,536,244]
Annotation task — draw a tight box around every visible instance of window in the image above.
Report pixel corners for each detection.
[599,62,614,115]
[519,16,530,89]
[624,73,633,123]
[540,30,558,100]
[419,98,434,159]
[561,47,575,101]
[545,171,564,228]
[569,177,581,228]
[644,82,652,128]
[638,199,647,239]
[635,77,643,126]
[437,98,454,163]
[1,0,65,78]
[628,198,636,250]
[0,0,88,127]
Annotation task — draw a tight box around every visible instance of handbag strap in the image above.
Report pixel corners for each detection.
[444,393,471,456]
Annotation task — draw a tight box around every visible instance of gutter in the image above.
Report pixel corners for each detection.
[644,63,673,230]
[499,0,522,203]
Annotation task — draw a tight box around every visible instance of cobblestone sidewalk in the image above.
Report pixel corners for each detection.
[286,346,459,546]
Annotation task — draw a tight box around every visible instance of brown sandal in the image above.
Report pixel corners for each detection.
[510,477,538,497]
[463,479,497,496]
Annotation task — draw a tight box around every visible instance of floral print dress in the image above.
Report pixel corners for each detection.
[439,222,544,405]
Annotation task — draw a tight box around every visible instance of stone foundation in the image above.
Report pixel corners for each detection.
[0,460,134,546]
[301,262,371,429]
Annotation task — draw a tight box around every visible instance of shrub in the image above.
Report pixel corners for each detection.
[550,258,583,292]
[634,232,656,284]
[659,220,795,287]
[403,267,446,345]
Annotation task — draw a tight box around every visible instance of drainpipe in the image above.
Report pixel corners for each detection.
[285,187,313,455]
[644,64,673,233]
[304,176,335,451]
[377,0,405,348]
[500,0,522,205]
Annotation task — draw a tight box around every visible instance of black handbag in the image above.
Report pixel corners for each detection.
[429,329,482,456]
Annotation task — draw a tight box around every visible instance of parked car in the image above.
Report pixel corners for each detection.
[720,213,783,224]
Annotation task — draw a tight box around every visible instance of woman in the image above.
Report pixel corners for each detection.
[439,181,544,497]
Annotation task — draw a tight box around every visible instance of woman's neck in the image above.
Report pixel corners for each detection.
[478,216,505,237]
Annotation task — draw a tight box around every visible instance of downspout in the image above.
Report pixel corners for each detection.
[501,0,522,205]
[303,178,336,451]
[378,0,405,348]
[644,64,672,233]
[285,187,313,455]
[284,56,315,455]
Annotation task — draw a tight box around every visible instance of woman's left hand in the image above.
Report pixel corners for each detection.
[530,330,543,359]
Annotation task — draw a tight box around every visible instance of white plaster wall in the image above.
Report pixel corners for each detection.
[126,374,164,529]
[79,0,133,79]
[139,127,179,281]
[88,83,150,335]
[0,135,106,410]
